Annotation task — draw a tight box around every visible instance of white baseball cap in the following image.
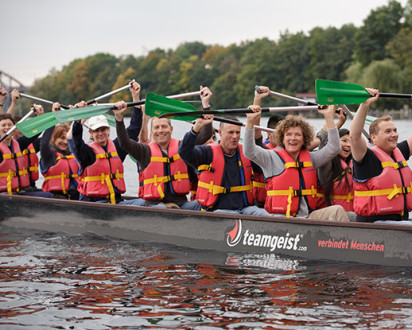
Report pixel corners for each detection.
[88,115,109,130]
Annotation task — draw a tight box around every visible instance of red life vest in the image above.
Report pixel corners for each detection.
[22,143,39,182]
[265,148,319,217]
[263,139,275,150]
[353,146,412,216]
[78,140,125,204]
[252,142,277,204]
[0,140,30,194]
[139,138,191,200]
[42,149,80,195]
[196,143,253,208]
[330,158,353,211]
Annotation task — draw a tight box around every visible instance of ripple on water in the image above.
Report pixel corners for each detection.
[0,225,411,328]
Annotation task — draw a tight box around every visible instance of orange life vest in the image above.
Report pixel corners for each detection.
[22,143,39,182]
[42,149,80,195]
[0,140,30,194]
[265,148,319,217]
[78,140,125,204]
[353,145,412,217]
[138,139,191,200]
[196,143,253,208]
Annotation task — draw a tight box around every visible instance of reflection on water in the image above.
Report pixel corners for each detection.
[0,225,411,329]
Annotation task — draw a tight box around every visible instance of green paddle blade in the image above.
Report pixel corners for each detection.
[145,93,199,122]
[316,79,371,105]
[104,114,116,127]
[54,104,114,123]
[16,112,58,138]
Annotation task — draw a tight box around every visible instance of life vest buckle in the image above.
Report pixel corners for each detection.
[296,161,304,168]
[397,161,406,169]
[293,190,302,197]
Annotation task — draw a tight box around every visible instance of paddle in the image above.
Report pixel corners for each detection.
[0,109,35,143]
[16,84,138,137]
[53,90,203,124]
[255,86,374,140]
[145,93,318,121]
[20,93,70,109]
[316,79,412,105]
[85,83,131,105]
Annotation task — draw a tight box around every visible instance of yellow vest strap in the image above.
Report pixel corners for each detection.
[151,154,180,163]
[381,160,408,170]
[332,193,354,203]
[3,152,23,159]
[267,186,318,218]
[56,155,75,161]
[253,181,265,189]
[95,152,118,159]
[198,181,252,195]
[354,183,412,200]
[284,161,313,169]
[198,164,214,172]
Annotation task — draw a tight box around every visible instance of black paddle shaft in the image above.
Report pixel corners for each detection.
[379,93,412,99]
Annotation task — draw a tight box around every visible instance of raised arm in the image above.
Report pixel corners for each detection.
[350,89,379,163]
[6,89,20,116]
[252,86,270,140]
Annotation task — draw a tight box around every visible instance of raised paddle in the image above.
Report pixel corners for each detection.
[16,84,151,137]
[54,90,203,124]
[20,93,70,109]
[145,93,319,121]
[316,79,412,105]
[255,86,374,140]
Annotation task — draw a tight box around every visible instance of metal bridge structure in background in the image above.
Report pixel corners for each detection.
[0,70,28,112]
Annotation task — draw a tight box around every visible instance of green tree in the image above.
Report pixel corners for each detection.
[354,0,404,66]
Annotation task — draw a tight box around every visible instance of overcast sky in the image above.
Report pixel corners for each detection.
[1,0,408,86]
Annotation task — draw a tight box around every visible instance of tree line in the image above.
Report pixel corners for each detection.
[19,0,412,114]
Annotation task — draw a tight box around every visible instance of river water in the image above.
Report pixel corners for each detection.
[1,117,412,328]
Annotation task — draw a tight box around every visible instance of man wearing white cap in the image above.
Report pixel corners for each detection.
[68,82,143,204]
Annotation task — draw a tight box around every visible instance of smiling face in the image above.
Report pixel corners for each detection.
[283,126,304,159]
[90,126,110,147]
[54,133,69,151]
[151,118,173,149]
[0,118,14,145]
[339,134,351,160]
[371,120,398,154]
[219,123,241,155]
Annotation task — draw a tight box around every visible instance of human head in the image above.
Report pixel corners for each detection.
[0,113,15,145]
[51,124,70,152]
[267,114,285,146]
[151,117,173,149]
[274,115,314,151]
[338,128,351,160]
[369,115,398,154]
[88,115,110,147]
[218,116,241,154]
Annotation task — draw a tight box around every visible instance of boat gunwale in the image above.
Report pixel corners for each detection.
[1,193,411,232]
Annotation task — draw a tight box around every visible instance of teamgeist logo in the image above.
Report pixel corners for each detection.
[226,219,243,247]
[226,220,305,252]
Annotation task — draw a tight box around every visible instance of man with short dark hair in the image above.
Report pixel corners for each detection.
[350,89,412,224]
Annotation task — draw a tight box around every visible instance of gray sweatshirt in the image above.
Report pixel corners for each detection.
[243,127,340,217]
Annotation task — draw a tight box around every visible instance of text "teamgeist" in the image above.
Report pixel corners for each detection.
[243,230,302,252]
